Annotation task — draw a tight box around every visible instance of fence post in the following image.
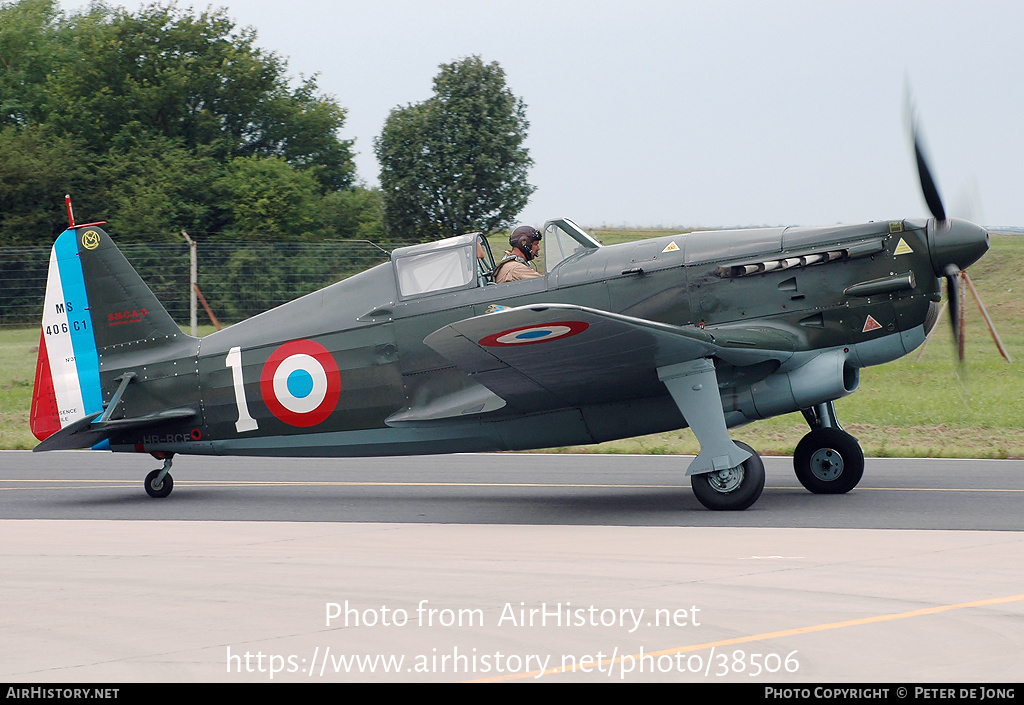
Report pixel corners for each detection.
[181,230,197,337]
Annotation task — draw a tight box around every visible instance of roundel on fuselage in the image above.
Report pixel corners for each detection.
[259,339,341,427]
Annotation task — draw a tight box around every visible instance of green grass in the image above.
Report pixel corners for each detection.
[5,235,1021,457]
[0,327,39,450]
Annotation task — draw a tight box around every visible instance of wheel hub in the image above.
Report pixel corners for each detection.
[809,448,844,481]
[705,466,744,493]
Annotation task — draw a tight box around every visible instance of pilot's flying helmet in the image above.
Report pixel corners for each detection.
[510,225,542,261]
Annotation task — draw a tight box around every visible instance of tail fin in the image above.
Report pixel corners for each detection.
[31,225,190,442]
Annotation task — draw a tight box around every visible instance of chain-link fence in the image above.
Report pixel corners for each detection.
[0,240,398,329]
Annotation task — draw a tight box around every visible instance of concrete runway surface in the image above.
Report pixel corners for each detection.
[1,451,1022,683]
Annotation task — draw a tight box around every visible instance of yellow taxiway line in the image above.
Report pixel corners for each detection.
[469,593,1024,682]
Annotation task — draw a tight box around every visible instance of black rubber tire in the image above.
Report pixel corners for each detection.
[144,469,173,498]
[793,428,864,494]
[690,441,765,511]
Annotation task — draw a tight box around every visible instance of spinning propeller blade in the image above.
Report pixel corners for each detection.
[942,264,963,364]
[913,127,947,223]
[905,87,1003,369]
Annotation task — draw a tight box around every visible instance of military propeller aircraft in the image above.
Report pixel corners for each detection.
[30,123,990,510]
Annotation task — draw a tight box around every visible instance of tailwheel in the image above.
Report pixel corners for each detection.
[144,455,174,498]
[793,428,864,494]
[690,441,765,511]
[144,469,173,498]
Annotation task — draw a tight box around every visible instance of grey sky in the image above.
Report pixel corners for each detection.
[59,1,1024,229]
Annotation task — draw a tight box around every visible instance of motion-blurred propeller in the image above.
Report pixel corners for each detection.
[904,87,1009,367]
[913,126,947,223]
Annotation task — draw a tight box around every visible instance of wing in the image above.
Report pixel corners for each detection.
[423,303,795,414]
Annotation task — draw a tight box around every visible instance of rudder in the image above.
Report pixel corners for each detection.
[31,225,191,442]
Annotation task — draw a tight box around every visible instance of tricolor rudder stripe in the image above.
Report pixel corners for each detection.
[31,229,103,441]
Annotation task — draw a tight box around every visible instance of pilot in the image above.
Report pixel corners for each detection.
[494,226,543,283]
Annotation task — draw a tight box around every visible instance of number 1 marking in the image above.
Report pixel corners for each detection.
[226,346,259,433]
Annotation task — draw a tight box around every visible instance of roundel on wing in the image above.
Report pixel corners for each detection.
[479,321,589,347]
[260,339,341,427]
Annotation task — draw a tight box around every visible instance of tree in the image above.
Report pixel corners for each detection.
[374,56,534,240]
[0,0,374,244]
[0,0,62,128]
[0,125,93,243]
[47,2,355,191]
[215,155,326,240]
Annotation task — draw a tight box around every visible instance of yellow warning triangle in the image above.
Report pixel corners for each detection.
[894,238,914,255]
[662,241,679,252]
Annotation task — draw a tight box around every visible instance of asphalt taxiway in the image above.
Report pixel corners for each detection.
[2,451,1022,682]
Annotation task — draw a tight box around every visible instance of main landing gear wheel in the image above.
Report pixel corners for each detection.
[793,428,864,494]
[690,441,765,511]
[144,468,173,498]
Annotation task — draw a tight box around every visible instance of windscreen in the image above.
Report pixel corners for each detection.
[542,219,600,271]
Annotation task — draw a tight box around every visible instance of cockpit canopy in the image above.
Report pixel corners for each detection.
[392,233,491,299]
[390,219,602,299]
